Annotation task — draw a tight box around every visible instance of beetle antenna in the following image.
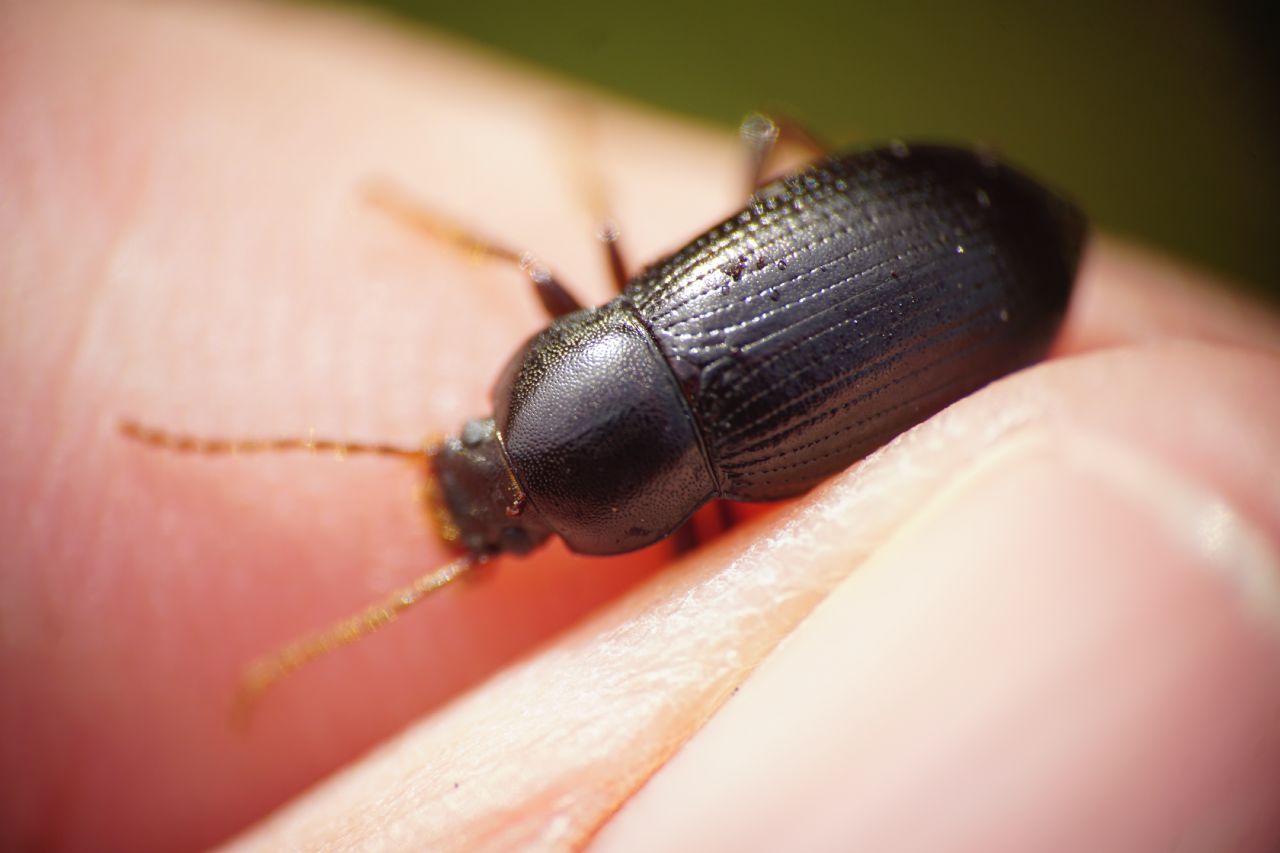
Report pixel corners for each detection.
[362,180,523,266]
[119,419,429,462]
[231,553,479,727]
[362,180,587,319]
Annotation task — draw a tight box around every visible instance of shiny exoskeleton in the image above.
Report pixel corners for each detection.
[434,143,1085,557]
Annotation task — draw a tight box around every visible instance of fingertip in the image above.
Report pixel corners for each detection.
[596,343,1280,852]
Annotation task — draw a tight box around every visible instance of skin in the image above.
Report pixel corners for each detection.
[3,2,1279,851]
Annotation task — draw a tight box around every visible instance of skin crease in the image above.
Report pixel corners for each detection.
[2,2,1280,852]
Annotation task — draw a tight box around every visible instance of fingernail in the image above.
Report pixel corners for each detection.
[594,430,1280,853]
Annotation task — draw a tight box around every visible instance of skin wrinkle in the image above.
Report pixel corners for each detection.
[12,180,153,662]
[24,42,163,466]
[14,213,120,542]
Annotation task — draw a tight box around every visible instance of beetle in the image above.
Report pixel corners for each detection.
[122,132,1086,712]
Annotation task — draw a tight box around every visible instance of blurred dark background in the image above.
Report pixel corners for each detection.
[349,0,1278,296]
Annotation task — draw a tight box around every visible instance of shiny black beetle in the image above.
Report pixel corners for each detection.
[432,142,1085,558]
[124,138,1085,708]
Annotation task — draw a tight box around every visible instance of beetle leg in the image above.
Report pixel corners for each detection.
[597,218,629,293]
[567,156,628,293]
[554,102,631,293]
[672,521,700,556]
[741,112,830,195]
[578,172,628,293]
[716,499,737,533]
[363,181,584,319]
[670,500,739,556]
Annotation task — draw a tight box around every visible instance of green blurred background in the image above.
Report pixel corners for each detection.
[350,0,1277,297]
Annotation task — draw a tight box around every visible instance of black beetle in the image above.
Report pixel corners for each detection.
[123,138,1085,709]
[432,142,1084,556]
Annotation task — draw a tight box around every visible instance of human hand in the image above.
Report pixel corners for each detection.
[3,3,1279,851]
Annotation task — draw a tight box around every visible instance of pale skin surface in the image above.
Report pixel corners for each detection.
[3,2,1280,851]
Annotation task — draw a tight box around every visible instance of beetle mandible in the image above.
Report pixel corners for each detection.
[122,123,1086,713]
